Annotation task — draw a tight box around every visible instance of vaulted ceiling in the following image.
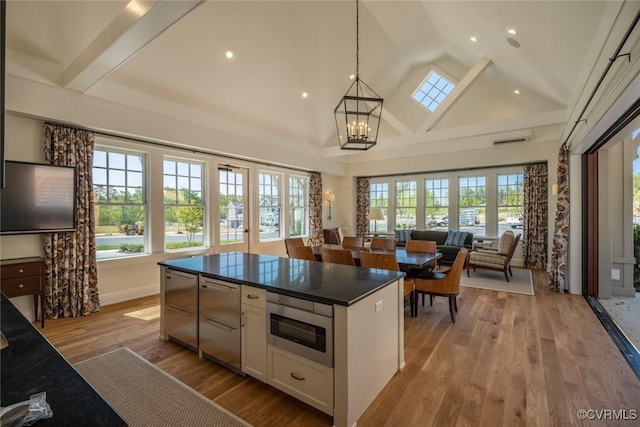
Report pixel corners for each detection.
[4,1,628,164]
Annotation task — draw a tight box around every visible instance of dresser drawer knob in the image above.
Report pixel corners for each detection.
[18,269,24,274]
[18,284,24,289]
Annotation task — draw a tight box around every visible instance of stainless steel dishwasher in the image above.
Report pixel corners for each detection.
[199,276,242,373]
[164,269,198,351]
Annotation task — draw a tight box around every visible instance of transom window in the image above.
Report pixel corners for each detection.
[93,149,146,259]
[412,70,456,112]
[163,159,205,250]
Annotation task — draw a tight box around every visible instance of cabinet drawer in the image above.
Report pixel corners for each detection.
[1,262,42,279]
[241,286,266,309]
[268,345,333,415]
[1,276,42,296]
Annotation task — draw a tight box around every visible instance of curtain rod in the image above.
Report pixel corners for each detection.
[45,121,315,175]
[361,160,547,179]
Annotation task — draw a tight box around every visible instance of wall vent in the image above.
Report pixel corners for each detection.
[491,130,532,145]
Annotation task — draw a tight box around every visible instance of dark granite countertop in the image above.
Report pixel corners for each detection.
[0,293,127,427]
[158,252,404,306]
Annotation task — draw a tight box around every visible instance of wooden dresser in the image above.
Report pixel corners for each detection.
[0,257,46,328]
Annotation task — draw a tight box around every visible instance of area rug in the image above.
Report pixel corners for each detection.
[461,267,534,295]
[74,347,252,427]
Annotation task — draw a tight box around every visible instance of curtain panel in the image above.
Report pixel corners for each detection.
[523,163,548,269]
[308,172,323,245]
[43,124,100,318]
[356,177,370,237]
[549,142,570,292]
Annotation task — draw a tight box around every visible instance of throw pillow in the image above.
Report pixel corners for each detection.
[444,230,468,247]
[394,229,412,244]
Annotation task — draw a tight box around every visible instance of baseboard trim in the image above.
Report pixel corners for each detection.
[99,284,159,306]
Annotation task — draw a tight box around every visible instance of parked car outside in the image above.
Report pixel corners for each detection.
[507,215,524,228]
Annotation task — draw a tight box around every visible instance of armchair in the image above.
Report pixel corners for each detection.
[466,231,521,282]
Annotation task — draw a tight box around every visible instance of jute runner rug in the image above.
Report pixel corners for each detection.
[461,267,534,295]
[75,347,252,427]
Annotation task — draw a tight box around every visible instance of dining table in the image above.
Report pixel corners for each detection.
[312,244,442,272]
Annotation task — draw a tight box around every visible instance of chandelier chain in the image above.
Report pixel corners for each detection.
[356,0,359,78]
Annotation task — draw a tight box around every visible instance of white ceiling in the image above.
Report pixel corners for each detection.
[4,1,622,163]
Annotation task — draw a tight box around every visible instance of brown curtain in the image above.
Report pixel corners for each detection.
[523,163,548,269]
[43,124,100,318]
[549,142,570,292]
[308,172,323,245]
[356,177,370,237]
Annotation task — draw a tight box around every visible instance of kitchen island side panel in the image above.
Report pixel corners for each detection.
[333,278,403,427]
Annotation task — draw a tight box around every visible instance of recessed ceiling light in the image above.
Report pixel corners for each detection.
[350,74,355,80]
[507,27,517,36]
[225,49,234,59]
[302,92,308,99]
[470,36,478,43]
[514,89,520,95]
[507,37,520,48]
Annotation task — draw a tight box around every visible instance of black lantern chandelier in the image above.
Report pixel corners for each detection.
[334,0,383,150]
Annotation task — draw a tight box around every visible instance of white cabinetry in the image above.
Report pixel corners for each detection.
[240,286,267,382]
[267,344,334,416]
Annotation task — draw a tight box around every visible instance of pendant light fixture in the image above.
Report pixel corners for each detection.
[334,0,383,150]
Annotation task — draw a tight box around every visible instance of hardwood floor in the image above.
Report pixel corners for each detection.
[39,269,640,427]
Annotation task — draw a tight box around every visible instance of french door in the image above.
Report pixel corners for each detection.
[219,166,249,253]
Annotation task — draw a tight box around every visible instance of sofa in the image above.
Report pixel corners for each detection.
[395,229,473,265]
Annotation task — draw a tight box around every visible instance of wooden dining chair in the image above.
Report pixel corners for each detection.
[405,239,439,272]
[321,247,356,266]
[370,237,396,250]
[360,251,415,317]
[342,236,364,248]
[413,248,468,323]
[284,237,305,256]
[287,245,316,261]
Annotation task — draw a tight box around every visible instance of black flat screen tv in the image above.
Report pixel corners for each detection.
[0,161,77,234]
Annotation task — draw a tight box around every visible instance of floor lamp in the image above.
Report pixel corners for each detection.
[368,207,384,235]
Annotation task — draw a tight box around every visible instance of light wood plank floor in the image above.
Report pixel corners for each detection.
[38,269,640,427]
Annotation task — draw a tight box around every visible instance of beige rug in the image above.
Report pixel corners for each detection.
[75,347,252,427]
[461,267,534,295]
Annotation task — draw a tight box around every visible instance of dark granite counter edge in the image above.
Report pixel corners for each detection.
[157,262,403,307]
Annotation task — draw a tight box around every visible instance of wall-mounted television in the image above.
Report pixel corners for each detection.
[0,161,77,234]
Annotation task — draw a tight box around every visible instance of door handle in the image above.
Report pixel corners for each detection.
[165,303,193,316]
[244,229,249,233]
[247,294,259,300]
[290,372,305,381]
[205,317,235,333]
[202,282,237,292]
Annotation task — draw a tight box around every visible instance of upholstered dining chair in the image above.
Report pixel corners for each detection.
[287,245,316,261]
[405,239,438,272]
[370,237,396,250]
[321,247,356,266]
[284,237,305,256]
[413,248,468,323]
[360,251,415,317]
[467,231,521,282]
[342,236,364,248]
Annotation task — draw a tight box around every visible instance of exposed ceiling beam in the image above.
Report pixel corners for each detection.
[416,56,492,133]
[61,0,203,93]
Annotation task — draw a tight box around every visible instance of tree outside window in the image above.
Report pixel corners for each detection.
[164,159,205,250]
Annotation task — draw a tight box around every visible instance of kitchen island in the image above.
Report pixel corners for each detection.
[158,252,405,427]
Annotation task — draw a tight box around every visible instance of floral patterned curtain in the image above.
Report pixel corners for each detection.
[308,172,323,245]
[356,177,370,237]
[44,124,100,318]
[549,142,570,292]
[523,163,548,269]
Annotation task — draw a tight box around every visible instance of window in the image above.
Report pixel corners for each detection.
[425,178,449,229]
[370,182,389,233]
[289,176,308,237]
[412,70,456,112]
[93,149,146,259]
[259,172,280,241]
[163,159,204,250]
[396,180,417,230]
[497,173,524,235]
[219,169,244,244]
[458,176,485,232]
